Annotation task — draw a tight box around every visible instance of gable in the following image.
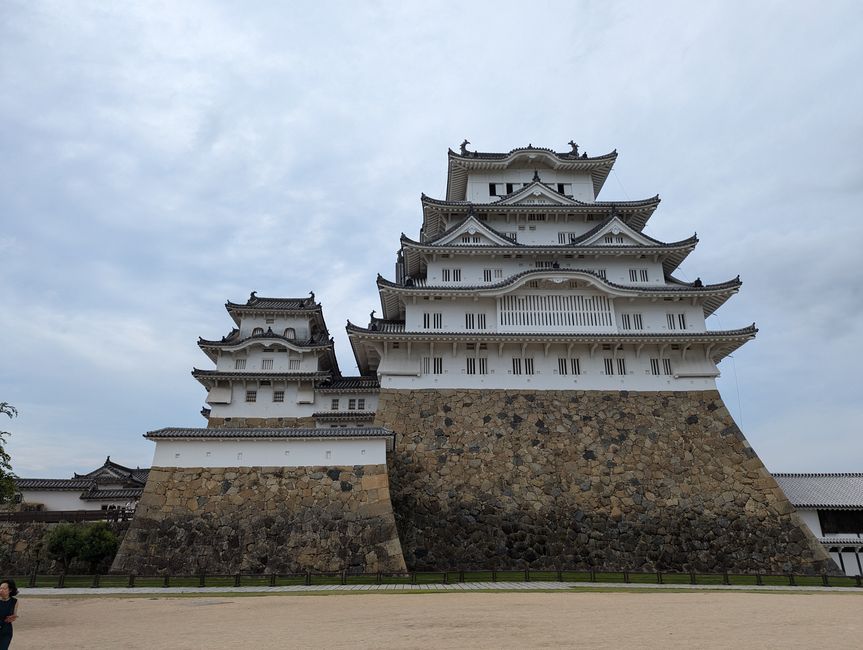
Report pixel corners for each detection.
[434,216,517,247]
[494,182,579,207]
[577,216,657,247]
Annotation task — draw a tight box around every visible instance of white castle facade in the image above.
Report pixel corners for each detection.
[347,142,754,391]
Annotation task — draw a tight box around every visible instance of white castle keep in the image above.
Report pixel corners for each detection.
[347,141,754,392]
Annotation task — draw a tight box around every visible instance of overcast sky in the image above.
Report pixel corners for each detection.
[1,1,861,477]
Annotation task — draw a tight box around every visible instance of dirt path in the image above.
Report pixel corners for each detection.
[10,591,863,649]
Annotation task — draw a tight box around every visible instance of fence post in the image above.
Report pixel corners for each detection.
[234,573,241,587]
[376,571,382,585]
[269,573,276,587]
[305,571,311,586]
[57,572,65,589]
[756,573,763,586]
[525,568,530,583]
[788,574,796,586]
[589,568,596,582]
[623,570,630,584]
[443,571,448,585]
[91,574,100,588]
[557,570,563,582]
[340,570,346,585]
[723,571,730,586]
[163,575,170,588]
[411,572,416,585]
[492,570,497,583]
[459,570,465,583]
[822,574,829,587]
[689,571,696,585]
[856,575,862,588]
[656,571,663,585]
[28,567,37,588]
[128,574,135,588]
[199,572,206,588]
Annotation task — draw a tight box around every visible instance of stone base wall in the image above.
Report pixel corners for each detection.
[374,389,837,574]
[0,520,130,574]
[207,416,316,429]
[111,465,406,575]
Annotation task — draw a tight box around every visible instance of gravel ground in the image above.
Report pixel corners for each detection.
[9,590,863,649]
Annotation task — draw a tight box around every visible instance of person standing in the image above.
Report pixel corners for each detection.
[0,579,18,650]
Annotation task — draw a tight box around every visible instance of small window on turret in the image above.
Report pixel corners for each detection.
[252,327,264,336]
[283,328,295,339]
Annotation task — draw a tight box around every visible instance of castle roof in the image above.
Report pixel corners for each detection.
[224,292,325,326]
[197,328,335,363]
[191,369,331,389]
[420,194,660,236]
[14,478,95,491]
[773,473,863,510]
[315,376,381,392]
[145,426,393,440]
[401,215,696,277]
[347,321,757,366]
[376,270,740,320]
[446,144,618,200]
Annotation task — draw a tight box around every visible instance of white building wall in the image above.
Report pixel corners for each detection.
[20,491,99,511]
[466,170,595,203]
[375,341,719,391]
[152,438,387,468]
[237,314,311,339]
[796,509,823,537]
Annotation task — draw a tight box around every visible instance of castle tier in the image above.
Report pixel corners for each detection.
[195,292,378,428]
[348,144,756,392]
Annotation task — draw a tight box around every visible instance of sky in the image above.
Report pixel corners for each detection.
[1,0,861,477]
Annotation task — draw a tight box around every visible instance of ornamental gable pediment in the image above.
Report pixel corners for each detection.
[434,216,516,247]
[578,217,656,247]
[494,182,577,206]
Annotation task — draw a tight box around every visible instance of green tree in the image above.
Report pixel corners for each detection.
[79,522,119,573]
[0,402,17,502]
[45,523,86,572]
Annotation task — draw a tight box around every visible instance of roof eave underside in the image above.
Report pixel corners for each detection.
[346,324,756,364]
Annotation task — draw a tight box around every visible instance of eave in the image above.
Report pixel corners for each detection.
[420,194,660,239]
[376,270,741,320]
[191,369,330,389]
[346,322,757,365]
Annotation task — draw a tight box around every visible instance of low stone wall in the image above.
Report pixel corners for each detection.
[0,520,130,574]
[207,416,316,429]
[111,465,406,575]
[375,389,837,574]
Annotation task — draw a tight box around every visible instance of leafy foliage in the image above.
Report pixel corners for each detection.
[45,522,120,573]
[0,402,17,502]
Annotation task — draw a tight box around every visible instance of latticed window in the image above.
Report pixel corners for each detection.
[663,358,673,375]
[235,358,246,370]
[288,359,300,370]
[512,358,522,375]
[272,391,284,402]
[604,358,614,375]
[245,390,257,402]
[617,358,627,375]
[357,398,365,410]
[650,358,660,376]
[331,398,339,410]
[261,359,273,370]
[466,357,476,375]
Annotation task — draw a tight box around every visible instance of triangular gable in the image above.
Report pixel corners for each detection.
[433,215,517,247]
[494,182,580,206]
[576,216,659,247]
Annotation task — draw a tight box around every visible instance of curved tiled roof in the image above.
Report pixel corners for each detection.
[315,377,381,391]
[773,473,863,509]
[422,193,660,210]
[448,144,618,162]
[313,411,377,420]
[225,292,320,312]
[376,269,739,318]
[14,478,94,491]
[80,488,144,500]
[198,330,332,348]
[192,369,330,382]
[145,427,393,439]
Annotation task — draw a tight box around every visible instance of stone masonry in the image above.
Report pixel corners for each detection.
[375,389,837,574]
[111,464,405,575]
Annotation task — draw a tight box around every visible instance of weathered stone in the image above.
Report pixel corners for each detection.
[112,465,405,575]
[374,388,835,574]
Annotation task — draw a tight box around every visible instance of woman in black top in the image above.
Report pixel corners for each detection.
[0,579,18,650]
